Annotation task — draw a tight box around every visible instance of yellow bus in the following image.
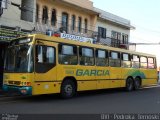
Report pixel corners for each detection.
[3,34,158,98]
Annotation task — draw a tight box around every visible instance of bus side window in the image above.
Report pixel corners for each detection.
[140,56,147,69]
[109,51,120,67]
[79,47,94,66]
[58,44,78,65]
[131,55,140,68]
[121,53,131,68]
[35,45,55,73]
[148,57,155,69]
[96,49,108,66]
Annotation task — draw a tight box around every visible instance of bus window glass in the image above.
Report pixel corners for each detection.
[82,48,93,57]
[111,52,118,59]
[37,46,43,63]
[96,50,108,66]
[59,44,77,65]
[98,50,105,58]
[132,55,139,68]
[122,53,131,68]
[140,57,147,63]
[36,45,55,73]
[80,47,94,66]
[109,51,120,67]
[123,54,129,61]
[46,47,54,63]
[5,45,33,73]
[140,56,147,69]
[148,58,154,63]
[148,58,154,69]
[62,45,74,55]
[36,46,55,64]
[133,55,139,62]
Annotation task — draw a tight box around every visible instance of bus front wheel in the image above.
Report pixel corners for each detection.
[60,79,76,99]
[126,77,134,91]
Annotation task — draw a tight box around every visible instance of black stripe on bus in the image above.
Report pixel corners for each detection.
[34,81,61,83]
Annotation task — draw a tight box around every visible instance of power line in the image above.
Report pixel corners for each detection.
[129,43,160,45]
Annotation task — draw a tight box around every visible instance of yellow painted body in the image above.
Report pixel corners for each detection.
[3,34,158,95]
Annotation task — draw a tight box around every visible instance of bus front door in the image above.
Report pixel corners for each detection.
[33,40,59,95]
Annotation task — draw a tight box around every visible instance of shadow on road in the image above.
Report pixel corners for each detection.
[13,88,145,103]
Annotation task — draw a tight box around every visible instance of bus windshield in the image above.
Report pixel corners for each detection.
[5,44,33,73]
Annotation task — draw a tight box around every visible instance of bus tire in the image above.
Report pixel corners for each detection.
[134,77,141,90]
[126,77,134,91]
[60,79,76,99]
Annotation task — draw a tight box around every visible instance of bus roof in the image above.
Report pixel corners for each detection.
[29,34,156,58]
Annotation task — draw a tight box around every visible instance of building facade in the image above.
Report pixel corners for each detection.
[0,0,36,40]
[94,8,135,49]
[0,0,135,48]
[36,0,98,39]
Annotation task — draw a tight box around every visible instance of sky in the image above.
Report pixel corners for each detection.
[92,0,160,67]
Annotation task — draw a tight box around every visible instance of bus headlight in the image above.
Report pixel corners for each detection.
[22,82,31,86]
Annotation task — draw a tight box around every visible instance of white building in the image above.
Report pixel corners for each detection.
[94,8,135,49]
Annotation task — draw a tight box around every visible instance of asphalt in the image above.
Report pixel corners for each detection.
[0,86,160,114]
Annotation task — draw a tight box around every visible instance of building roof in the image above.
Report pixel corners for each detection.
[94,7,135,30]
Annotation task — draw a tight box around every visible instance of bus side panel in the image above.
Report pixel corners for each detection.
[57,65,98,91]
[33,67,58,95]
[109,67,122,88]
[96,66,110,89]
[32,82,61,95]
[141,69,157,86]
[121,68,133,87]
[76,66,97,91]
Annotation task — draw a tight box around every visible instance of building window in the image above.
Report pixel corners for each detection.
[71,15,76,31]
[111,31,121,47]
[51,9,56,26]
[36,4,39,22]
[84,19,88,33]
[61,12,68,33]
[98,27,106,38]
[122,34,128,44]
[111,31,121,40]
[42,6,48,24]
[78,17,82,33]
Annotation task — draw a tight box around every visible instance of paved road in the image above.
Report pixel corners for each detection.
[0,86,160,114]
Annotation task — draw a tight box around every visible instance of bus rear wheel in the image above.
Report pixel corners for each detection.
[60,79,76,99]
[126,77,134,91]
[134,77,141,90]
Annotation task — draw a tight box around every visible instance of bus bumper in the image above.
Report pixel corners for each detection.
[3,85,32,95]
